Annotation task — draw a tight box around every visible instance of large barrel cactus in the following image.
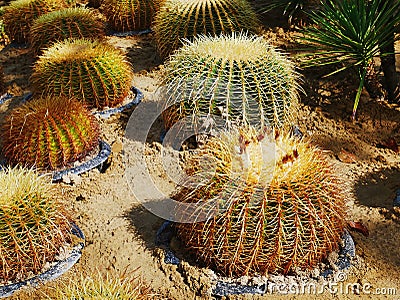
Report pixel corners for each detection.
[31,38,134,109]
[153,0,260,57]
[101,0,160,32]
[2,0,68,43]
[1,96,100,171]
[162,33,300,130]
[0,167,72,282]
[30,7,106,54]
[175,127,347,276]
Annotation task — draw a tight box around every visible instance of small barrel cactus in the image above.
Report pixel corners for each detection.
[153,0,260,57]
[0,167,72,282]
[2,0,68,43]
[30,7,106,54]
[101,0,159,32]
[162,33,300,130]
[1,96,100,171]
[31,38,134,109]
[175,127,347,276]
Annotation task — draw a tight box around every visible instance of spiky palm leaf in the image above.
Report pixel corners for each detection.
[300,0,400,119]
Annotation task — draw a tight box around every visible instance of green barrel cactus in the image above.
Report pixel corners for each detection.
[101,0,160,32]
[2,0,68,43]
[1,96,100,171]
[162,33,300,130]
[175,127,347,276]
[153,0,261,57]
[30,7,106,54]
[31,38,134,109]
[0,167,72,282]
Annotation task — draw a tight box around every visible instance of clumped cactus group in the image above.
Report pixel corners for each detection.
[101,0,159,32]
[175,127,347,276]
[1,96,100,171]
[162,33,300,130]
[31,38,134,109]
[153,0,260,57]
[2,0,68,43]
[0,167,72,282]
[30,7,106,54]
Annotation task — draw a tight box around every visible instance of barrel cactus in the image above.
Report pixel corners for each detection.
[153,0,260,57]
[101,0,159,32]
[30,7,106,54]
[31,38,134,109]
[1,96,100,171]
[175,127,347,276]
[162,33,300,130]
[0,167,72,282]
[2,0,68,43]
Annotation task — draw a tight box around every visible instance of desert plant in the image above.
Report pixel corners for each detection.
[299,0,400,119]
[162,33,300,131]
[101,0,159,32]
[1,96,100,171]
[44,270,153,299]
[29,7,106,54]
[175,127,347,276]
[2,0,68,43]
[0,8,10,47]
[30,38,134,109]
[0,166,72,282]
[153,0,261,57]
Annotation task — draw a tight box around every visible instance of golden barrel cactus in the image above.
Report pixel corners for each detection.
[153,0,260,57]
[1,96,100,171]
[31,38,134,109]
[0,167,72,282]
[175,127,347,276]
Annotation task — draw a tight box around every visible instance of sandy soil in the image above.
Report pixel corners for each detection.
[0,12,399,300]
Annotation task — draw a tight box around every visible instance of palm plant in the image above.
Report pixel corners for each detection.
[300,0,400,120]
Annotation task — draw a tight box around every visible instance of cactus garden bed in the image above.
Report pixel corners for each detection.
[0,3,399,300]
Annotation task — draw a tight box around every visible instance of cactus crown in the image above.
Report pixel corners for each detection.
[175,127,347,276]
[154,0,260,57]
[3,0,67,43]
[31,38,134,109]
[0,167,71,282]
[163,33,300,130]
[30,7,106,54]
[1,96,100,171]
[101,0,159,32]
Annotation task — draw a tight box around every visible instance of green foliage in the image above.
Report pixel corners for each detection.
[299,0,400,119]
[101,0,160,32]
[0,167,71,282]
[2,0,68,43]
[153,0,261,57]
[30,7,106,54]
[31,38,134,109]
[1,96,100,171]
[175,127,347,276]
[163,33,300,130]
[258,0,319,24]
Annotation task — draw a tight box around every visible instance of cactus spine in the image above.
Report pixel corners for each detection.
[1,96,100,171]
[153,0,260,57]
[30,7,106,54]
[175,127,347,276]
[163,33,300,130]
[0,167,72,282]
[31,38,134,109]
